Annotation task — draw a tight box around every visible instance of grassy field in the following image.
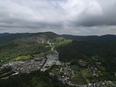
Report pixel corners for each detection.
[10,55,33,62]
[51,37,72,47]
[92,56,98,61]
[71,65,80,71]
[51,68,58,74]
[71,65,93,83]
[70,65,88,84]
[33,52,45,58]
[71,72,87,85]
[81,69,93,83]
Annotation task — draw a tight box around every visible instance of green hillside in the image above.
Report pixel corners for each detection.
[50,37,72,47]
[0,32,72,66]
[0,32,58,46]
[0,39,51,66]
[57,40,116,81]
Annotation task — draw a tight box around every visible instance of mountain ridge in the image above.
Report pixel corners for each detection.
[61,34,116,41]
[1,32,116,46]
[0,32,58,46]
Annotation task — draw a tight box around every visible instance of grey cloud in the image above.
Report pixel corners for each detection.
[72,0,116,27]
[0,0,116,35]
[73,14,116,27]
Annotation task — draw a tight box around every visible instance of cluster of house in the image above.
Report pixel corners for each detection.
[59,76,70,84]
[59,66,71,75]
[49,62,74,84]
[88,81,115,87]
[90,67,103,77]
[96,62,101,67]
[1,57,45,74]
[78,59,86,66]
[0,53,62,77]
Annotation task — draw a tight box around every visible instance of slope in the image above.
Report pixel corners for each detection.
[57,40,116,81]
[0,70,74,87]
[0,32,72,66]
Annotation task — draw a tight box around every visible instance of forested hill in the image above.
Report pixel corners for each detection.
[61,34,116,41]
[0,32,71,66]
[0,33,28,46]
[0,32,58,46]
[1,32,116,46]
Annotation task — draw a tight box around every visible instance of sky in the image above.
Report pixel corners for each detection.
[0,0,116,35]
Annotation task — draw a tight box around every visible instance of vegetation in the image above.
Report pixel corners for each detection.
[50,37,72,47]
[57,40,116,80]
[71,65,80,71]
[0,66,12,75]
[0,70,74,87]
[71,72,87,85]
[51,68,58,74]
[0,32,72,65]
[0,33,29,46]
[10,55,32,62]
[1,32,116,86]
[0,40,50,66]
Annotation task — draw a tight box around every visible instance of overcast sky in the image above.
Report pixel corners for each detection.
[0,0,116,35]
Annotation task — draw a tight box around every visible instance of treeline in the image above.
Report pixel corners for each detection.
[0,32,58,46]
[0,70,74,87]
[61,34,116,41]
[0,33,30,46]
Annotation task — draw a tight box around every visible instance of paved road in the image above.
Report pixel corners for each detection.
[71,70,75,78]
[67,82,87,87]
[88,66,97,82]
[0,71,13,77]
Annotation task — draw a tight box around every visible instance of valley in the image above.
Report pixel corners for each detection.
[0,32,116,87]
